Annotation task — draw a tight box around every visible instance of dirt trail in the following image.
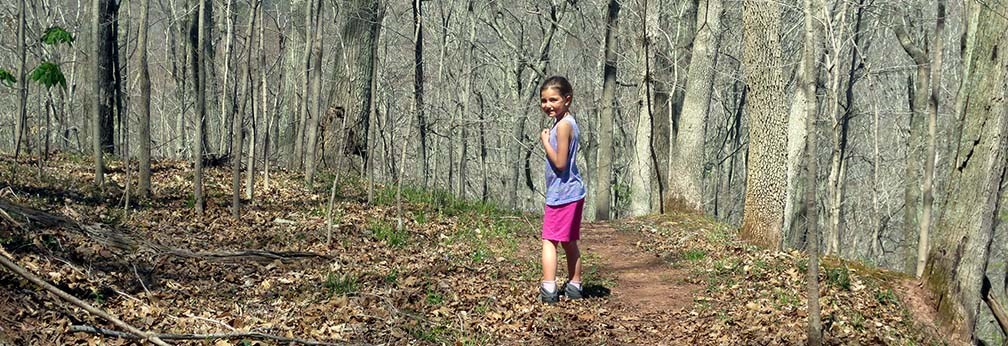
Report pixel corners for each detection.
[581,222,699,315]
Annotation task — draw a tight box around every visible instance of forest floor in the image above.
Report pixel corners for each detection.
[0,153,949,345]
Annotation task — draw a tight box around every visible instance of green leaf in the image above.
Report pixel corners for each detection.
[0,69,15,87]
[41,26,74,46]
[29,62,66,90]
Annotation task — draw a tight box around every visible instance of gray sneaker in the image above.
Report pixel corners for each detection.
[539,286,559,304]
[564,282,583,300]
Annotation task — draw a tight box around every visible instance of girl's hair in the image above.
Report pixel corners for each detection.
[540,76,574,98]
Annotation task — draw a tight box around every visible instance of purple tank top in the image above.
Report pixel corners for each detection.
[545,115,586,206]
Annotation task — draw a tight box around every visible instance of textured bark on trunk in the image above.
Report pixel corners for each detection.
[740,0,787,249]
[304,0,323,186]
[628,0,657,217]
[192,0,209,216]
[801,0,823,342]
[669,0,722,213]
[924,0,1008,338]
[332,0,380,176]
[917,0,946,279]
[595,0,619,221]
[138,0,152,199]
[895,13,930,273]
[15,0,27,158]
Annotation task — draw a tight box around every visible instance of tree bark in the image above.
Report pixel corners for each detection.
[917,0,946,279]
[15,0,28,158]
[740,0,787,249]
[595,0,619,221]
[413,0,429,187]
[92,0,115,187]
[924,0,1008,338]
[894,11,930,273]
[232,1,260,218]
[292,0,314,170]
[629,0,657,217]
[193,0,209,216]
[331,0,380,178]
[801,0,823,343]
[138,0,152,199]
[219,0,235,157]
[304,0,323,186]
[820,0,854,256]
[668,0,721,213]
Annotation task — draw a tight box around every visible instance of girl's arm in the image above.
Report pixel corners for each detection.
[541,120,572,171]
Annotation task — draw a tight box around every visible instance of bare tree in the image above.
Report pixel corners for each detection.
[916,0,945,278]
[138,0,152,199]
[668,0,721,213]
[193,0,209,215]
[232,0,261,217]
[595,0,619,221]
[628,0,657,217]
[304,0,323,186]
[894,4,930,272]
[15,0,28,158]
[739,0,787,249]
[92,0,118,188]
[800,0,823,342]
[413,0,429,186]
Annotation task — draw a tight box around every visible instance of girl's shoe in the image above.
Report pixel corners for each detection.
[539,286,559,303]
[564,282,583,300]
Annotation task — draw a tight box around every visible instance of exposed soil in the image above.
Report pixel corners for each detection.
[582,222,699,316]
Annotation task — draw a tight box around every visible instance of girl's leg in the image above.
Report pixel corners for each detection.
[541,239,559,284]
[560,240,582,283]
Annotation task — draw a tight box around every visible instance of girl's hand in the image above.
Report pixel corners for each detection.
[540,129,550,144]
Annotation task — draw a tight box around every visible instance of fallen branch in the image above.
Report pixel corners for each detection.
[982,276,1008,338]
[69,325,346,345]
[0,250,170,346]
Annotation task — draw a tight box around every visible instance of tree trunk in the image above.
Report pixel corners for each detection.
[219,0,235,157]
[367,7,384,204]
[111,6,126,158]
[595,0,619,221]
[248,7,266,200]
[801,0,823,343]
[668,0,721,213]
[740,0,787,249]
[293,0,314,170]
[92,0,116,187]
[628,0,657,217]
[331,0,380,178]
[820,0,853,256]
[304,0,323,186]
[895,12,930,273]
[193,0,209,216]
[923,0,1008,339]
[413,0,429,187]
[917,0,946,279]
[138,0,152,199]
[15,0,28,158]
[232,2,260,218]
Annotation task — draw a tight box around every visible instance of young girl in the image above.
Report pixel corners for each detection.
[537,76,586,303]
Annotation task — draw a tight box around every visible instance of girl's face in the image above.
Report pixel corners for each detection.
[540,88,571,118]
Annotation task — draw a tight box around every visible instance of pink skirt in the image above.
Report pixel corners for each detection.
[542,199,585,242]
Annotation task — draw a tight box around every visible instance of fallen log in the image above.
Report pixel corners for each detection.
[0,250,170,346]
[69,325,347,345]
